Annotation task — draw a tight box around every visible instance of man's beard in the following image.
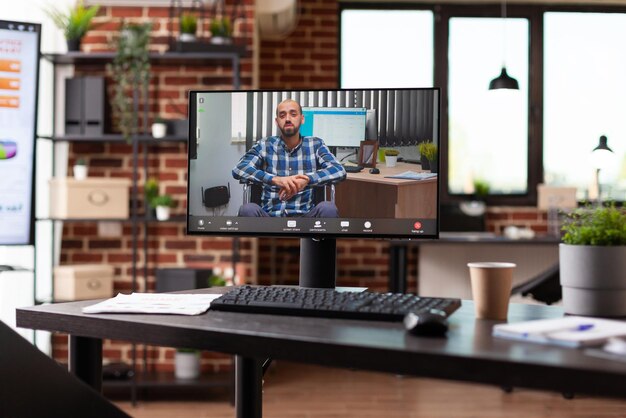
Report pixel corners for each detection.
[280,123,299,137]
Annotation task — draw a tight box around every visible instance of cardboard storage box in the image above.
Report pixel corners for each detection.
[54,264,114,301]
[49,178,130,219]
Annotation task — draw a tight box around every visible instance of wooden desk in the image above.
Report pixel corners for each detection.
[17,289,626,418]
[335,162,437,218]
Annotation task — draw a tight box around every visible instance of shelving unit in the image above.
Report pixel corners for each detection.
[38,48,243,404]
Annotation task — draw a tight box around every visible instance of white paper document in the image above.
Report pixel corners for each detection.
[384,171,438,181]
[493,316,626,348]
[82,293,222,315]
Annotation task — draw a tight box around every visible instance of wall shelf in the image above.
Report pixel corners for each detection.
[39,134,187,143]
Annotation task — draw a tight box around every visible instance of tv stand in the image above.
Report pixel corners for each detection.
[299,238,336,288]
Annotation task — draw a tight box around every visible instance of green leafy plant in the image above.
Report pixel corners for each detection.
[151,194,174,208]
[561,204,626,246]
[107,22,152,142]
[144,178,159,208]
[473,179,490,198]
[74,157,87,166]
[180,13,198,35]
[384,149,399,157]
[210,16,232,38]
[177,347,199,353]
[208,274,227,287]
[44,0,100,42]
[418,140,438,162]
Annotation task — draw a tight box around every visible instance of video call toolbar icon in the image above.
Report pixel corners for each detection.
[287,220,296,227]
[364,221,372,229]
[340,221,349,228]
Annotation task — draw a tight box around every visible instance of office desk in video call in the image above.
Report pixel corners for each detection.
[335,162,437,219]
[16,288,626,418]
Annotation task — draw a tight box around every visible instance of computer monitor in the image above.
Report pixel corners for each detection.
[300,106,366,148]
[0,20,41,246]
[187,88,440,288]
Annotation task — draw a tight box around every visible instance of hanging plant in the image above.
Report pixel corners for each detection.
[107,22,152,142]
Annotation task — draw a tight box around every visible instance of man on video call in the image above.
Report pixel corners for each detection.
[232,99,346,217]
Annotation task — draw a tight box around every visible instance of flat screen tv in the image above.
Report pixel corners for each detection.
[187,88,440,287]
[0,20,41,246]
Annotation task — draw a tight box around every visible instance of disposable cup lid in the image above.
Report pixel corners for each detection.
[467,262,516,269]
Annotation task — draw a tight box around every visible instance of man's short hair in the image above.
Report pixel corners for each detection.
[276,99,302,116]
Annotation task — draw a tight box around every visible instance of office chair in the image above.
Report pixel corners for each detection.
[240,179,336,206]
[201,183,230,208]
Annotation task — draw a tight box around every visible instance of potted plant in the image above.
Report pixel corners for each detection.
[460,179,490,217]
[179,13,198,42]
[144,177,159,217]
[174,348,201,379]
[107,22,151,142]
[418,140,438,173]
[559,204,626,317]
[151,116,167,139]
[73,157,88,180]
[210,16,233,44]
[44,0,100,51]
[152,194,174,221]
[384,149,399,168]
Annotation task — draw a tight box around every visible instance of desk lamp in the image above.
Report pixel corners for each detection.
[590,135,614,205]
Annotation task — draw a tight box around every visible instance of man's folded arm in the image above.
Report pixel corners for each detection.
[232,145,275,185]
[307,144,347,186]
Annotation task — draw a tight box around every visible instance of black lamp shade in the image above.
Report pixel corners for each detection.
[489,67,519,90]
[593,135,613,153]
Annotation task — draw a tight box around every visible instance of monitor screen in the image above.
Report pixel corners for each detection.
[300,107,366,148]
[0,20,40,246]
[187,88,440,239]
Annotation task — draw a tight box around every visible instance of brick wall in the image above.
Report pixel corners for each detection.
[55,3,255,376]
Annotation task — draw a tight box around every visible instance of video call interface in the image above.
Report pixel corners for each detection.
[187,88,440,238]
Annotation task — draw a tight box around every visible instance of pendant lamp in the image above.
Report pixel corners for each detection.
[489,0,519,91]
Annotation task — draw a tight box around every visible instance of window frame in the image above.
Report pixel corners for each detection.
[339,2,626,206]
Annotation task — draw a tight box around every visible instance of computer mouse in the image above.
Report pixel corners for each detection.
[369,168,380,174]
[404,312,449,337]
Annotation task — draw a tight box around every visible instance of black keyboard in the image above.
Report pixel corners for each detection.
[343,165,363,173]
[210,286,461,322]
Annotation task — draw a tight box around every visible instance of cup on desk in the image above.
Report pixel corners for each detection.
[467,262,516,320]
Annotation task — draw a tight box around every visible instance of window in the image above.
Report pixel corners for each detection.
[340,9,433,88]
[448,17,529,195]
[544,12,626,201]
[340,5,626,204]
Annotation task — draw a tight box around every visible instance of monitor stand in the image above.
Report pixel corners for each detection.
[299,238,336,288]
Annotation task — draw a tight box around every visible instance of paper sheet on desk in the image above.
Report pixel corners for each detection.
[384,171,437,180]
[82,293,221,315]
[493,317,626,348]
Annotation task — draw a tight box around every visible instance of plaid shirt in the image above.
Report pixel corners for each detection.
[232,136,346,217]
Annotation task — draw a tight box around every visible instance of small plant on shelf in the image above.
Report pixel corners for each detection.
[152,194,174,221]
[473,179,490,200]
[44,0,100,51]
[384,149,399,168]
[210,16,233,44]
[179,12,198,41]
[383,149,399,157]
[418,140,438,173]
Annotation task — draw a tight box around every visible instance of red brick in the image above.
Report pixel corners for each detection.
[147,8,170,18]
[107,253,133,263]
[165,240,197,250]
[70,254,104,263]
[512,212,540,221]
[111,7,143,17]
[164,76,198,85]
[165,158,188,168]
[89,240,123,249]
[201,241,232,250]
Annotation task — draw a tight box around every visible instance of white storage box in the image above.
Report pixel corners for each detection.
[49,178,130,219]
[54,264,115,301]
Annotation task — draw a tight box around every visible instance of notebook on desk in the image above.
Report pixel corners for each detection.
[385,171,437,181]
[493,317,626,348]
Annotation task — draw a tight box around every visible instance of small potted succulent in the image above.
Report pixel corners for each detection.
[73,157,88,180]
[179,12,198,42]
[45,0,100,51]
[418,140,438,173]
[210,16,233,44]
[151,116,167,139]
[152,194,174,221]
[384,149,399,168]
[559,204,626,317]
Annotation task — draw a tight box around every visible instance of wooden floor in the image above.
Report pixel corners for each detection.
[114,362,626,418]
